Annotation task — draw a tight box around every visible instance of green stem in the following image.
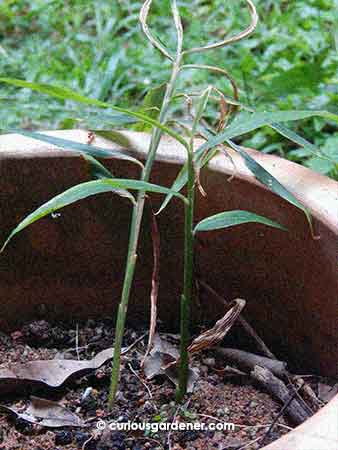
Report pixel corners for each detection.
[108,56,182,407]
[176,84,210,401]
[177,143,195,402]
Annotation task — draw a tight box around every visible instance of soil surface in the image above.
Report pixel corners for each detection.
[0,318,310,450]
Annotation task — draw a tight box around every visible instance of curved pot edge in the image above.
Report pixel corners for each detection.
[263,395,338,450]
[1,129,336,232]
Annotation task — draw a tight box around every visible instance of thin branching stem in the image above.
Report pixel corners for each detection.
[108,0,184,407]
[109,0,259,406]
[180,65,239,102]
[176,0,258,400]
[139,0,174,61]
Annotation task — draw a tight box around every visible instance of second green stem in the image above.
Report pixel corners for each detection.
[177,145,195,401]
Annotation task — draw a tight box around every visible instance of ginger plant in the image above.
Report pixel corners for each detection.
[2,0,337,406]
[110,0,263,403]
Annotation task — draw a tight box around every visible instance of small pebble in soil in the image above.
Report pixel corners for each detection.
[177,430,200,444]
[54,430,73,446]
[221,437,244,449]
[143,400,155,413]
[81,386,93,402]
[81,386,98,411]
[117,415,129,423]
[115,390,127,402]
[202,357,215,367]
[14,418,33,434]
[74,431,91,447]
[97,431,126,450]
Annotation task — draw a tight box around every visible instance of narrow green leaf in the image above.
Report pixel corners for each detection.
[202,102,331,163]
[196,110,338,154]
[134,83,167,132]
[92,130,138,150]
[1,178,188,252]
[158,115,330,220]
[157,122,218,215]
[81,154,136,205]
[0,78,189,149]
[11,129,143,167]
[194,210,287,233]
[225,139,314,235]
[191,87,212,135]
[78,111,137,126]
[156,146,217,215]
[269,122,332,162]
[82,154,114,179]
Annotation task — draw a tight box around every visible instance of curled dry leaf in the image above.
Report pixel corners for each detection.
[0,396,85,428]
[143,298,245,393]
[0,347,114,395]
[188,299,246,354]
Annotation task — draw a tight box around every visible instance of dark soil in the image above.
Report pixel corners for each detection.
[0,318,315,450]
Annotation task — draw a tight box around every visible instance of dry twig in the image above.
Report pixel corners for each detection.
[142,204,161,366]
[251,365,310,425]
[216,348,287,378]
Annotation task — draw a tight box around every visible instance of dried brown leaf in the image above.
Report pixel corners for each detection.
[143,334,179,379]
[0,347,114,395]
[0,396,86,428]
[218,95,229,131]
[143,334,198,393]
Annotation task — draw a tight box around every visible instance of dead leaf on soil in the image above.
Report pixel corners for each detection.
[165,363,199,393]
[143,334,198,393]
[143,334,179,379]
[0,396,86,428]
[0,347,114,395]
[142,298,245,393]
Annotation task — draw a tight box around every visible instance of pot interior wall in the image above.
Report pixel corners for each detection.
[0,137,337,379]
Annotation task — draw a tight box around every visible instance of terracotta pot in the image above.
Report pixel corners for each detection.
[0,130,337,449]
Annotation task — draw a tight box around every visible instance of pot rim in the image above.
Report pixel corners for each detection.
[1,129,337,233]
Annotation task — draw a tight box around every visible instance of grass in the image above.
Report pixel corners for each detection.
[0,0,337,177]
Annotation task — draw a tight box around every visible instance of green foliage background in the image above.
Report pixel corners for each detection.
[0,0,337,177]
